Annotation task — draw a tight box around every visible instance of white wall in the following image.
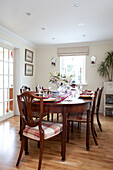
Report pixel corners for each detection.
[0,27,37,116]
[35,42,113,113]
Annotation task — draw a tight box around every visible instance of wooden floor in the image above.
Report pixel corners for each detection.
[0,115,113,170]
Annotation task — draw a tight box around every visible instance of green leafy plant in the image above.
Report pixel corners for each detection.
[98,51,113,81]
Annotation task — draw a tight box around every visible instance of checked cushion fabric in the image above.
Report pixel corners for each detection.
[23,121,62,141]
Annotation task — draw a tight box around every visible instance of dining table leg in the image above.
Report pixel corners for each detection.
[61,106,66,161]
[86,109,90,151]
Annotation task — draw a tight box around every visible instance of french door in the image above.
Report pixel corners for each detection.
[0,46,14,121]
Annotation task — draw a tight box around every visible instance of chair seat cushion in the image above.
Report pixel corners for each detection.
[23,121,62,141]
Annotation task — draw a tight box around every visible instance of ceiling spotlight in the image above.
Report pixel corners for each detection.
[79,23,84,27]
[41,28,45,30]
[52,38,55,40]
[26,12,31,16]
[74,4,79,7]
[82,35,86,37]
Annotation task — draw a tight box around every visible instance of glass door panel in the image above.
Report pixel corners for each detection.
[0,47,3,60]
[0,47,14,120]
[4,88,8,101]
[0,76,3,88]
[9,88,13,111]
[4,102,9,114]
[4,76,8,88]
[9,50,13,62]
[4,49,8,62]
[9,101,13,112]
[9,76,13,88]
[0,103,3,116]
[0,89,3,102]
[4,62,8,75]
[9,63,13,75]
[0,61,3,74]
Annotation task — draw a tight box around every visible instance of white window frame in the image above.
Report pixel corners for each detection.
[60,55,86,85]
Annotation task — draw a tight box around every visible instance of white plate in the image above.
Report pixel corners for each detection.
[33,97,56,102]
[80,95,93,98]
[34,92,43,95]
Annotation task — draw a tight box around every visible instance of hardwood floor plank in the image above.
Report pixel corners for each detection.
[0,115,113,170]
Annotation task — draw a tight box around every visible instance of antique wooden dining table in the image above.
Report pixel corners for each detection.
[31,97,92,161]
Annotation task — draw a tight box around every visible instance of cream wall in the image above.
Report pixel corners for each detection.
[1,24,113,116]
[36,42,113,113]
[0,26,37,116]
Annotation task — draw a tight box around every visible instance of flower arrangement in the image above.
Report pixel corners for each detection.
[49,72,72,88]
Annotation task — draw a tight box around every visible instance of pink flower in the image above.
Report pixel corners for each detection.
[53,72,57,76]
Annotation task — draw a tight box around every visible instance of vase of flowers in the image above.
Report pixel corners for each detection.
[49,72,72,90]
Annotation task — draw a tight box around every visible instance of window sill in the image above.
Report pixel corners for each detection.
[75,82,87,86]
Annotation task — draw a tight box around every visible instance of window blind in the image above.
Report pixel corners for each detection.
[57,46,89,56]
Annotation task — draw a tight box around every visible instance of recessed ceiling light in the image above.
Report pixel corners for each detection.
[82,35,86,37]
[74,4,79,7]
[41,28,45,30]
[79,23,84,27]
[52,38,55,40]
[26,12,31,16]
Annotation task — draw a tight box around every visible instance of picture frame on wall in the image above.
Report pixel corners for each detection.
[25,49,33,63]
[25,64,33,76]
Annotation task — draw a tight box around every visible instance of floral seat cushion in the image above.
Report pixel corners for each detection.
[23,121,62,141]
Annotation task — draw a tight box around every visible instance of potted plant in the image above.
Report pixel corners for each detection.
[98,51,113,81]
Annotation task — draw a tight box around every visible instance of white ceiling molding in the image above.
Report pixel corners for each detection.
[0,26,37,49]
[0,37,18,49]
[37,40,113,50]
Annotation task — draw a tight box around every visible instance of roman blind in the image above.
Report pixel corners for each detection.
[57,46,89,56]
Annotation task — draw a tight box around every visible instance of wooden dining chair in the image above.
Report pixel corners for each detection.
[16,91,63,170]
[20,85,30,93]
[67,89,98,146]
[35,86,60,122]
[96,87,104,131]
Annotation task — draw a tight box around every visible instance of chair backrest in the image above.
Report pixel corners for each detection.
[96,87,104,114]
[20,86,30,93]
[92,89,98,115]
[17,91,43,129]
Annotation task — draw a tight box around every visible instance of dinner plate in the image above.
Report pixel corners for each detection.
[79,95,93,98]
[33,97,56,102]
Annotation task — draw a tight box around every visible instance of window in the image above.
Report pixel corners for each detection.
[60,55,86,84]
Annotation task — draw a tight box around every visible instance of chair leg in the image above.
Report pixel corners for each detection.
[94,127,97,137]
[91,115,98,146]
[96,112,102,131]
[19,116,22,141]
[16,137,25,167]
[61,132,63,157]
[24,138,29,155]
[67,120,70,142]
[38,137,44,170]
[77,122,81,129]
[71,121,73,132]
[51,113,53,121]
[47,113,49,121]
[57,113,59,122]
[37,141,40,148]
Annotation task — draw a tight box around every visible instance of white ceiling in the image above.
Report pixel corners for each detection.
[0,0,113,46]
